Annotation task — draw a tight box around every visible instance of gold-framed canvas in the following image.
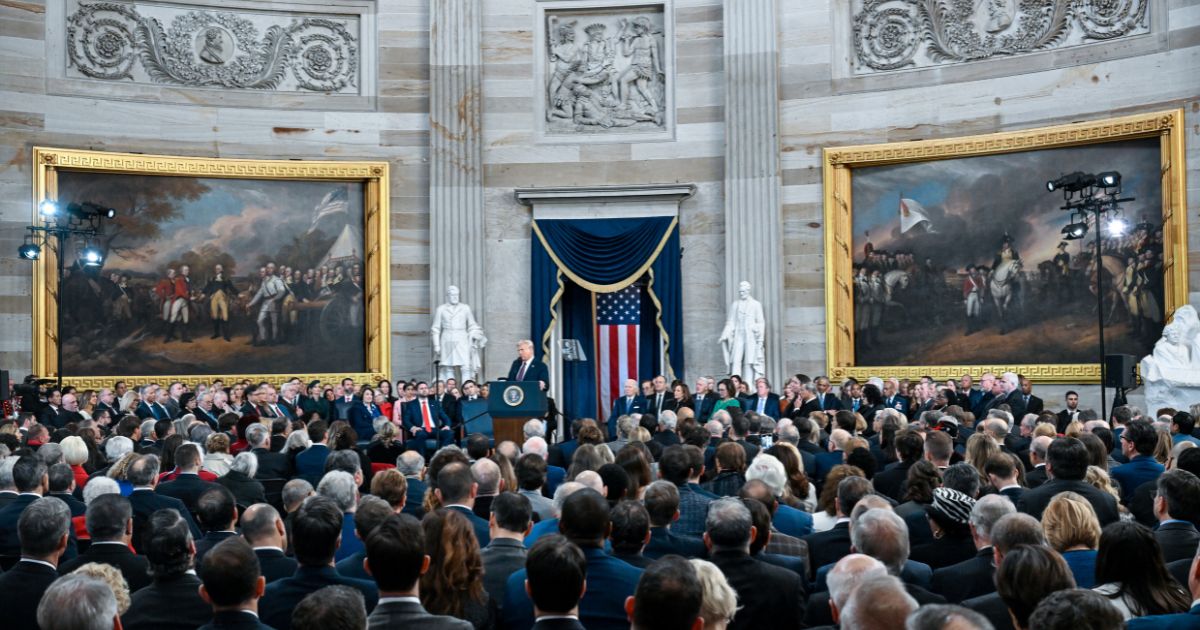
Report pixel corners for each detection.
[31,147,390,388]
[823,110,1188,384]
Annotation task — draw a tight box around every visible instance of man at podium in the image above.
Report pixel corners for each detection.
[507,339,549,391]
[401,381,454,459]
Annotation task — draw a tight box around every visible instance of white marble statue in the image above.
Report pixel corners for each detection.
[431,285,486,382]
[1141,304,1200,412]
[720,280,766,383]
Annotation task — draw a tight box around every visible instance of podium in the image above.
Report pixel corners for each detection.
[488,380,547,445]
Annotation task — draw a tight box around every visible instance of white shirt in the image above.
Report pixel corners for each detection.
[252,546,285,553]
[19,558,56,571]
[378,596,422,606]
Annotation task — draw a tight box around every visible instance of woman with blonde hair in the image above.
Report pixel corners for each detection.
[420,509,495,629]
[60,435,91,490]
[812,464,866,532]
[965,432,1001,482]
[366,418,404,464]
[1042,491,1102,588]
[203,433,233,477]
[1154,428,1175,465]
[1084,465,1124,510]
[73,562,131,615]
[690,558,737,630]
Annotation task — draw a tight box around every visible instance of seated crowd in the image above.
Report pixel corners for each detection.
[2,371,1200,629]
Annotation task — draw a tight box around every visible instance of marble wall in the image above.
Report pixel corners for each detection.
[1,0,1198,412]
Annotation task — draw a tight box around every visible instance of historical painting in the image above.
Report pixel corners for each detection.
[33,148,390,386]
[823,110,1188,382]
[536,1,673,141]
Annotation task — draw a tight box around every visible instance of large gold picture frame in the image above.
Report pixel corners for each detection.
[32,147,391,388]
[823,110,1188,384]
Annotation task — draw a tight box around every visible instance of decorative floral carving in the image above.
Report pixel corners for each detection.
[65,1,360,93]
[851,0,1150,74]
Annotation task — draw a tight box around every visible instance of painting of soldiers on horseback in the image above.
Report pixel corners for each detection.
[53,171,368,377]
[849,136,1169,367]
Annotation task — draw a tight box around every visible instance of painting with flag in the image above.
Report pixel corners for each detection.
[899,195,934,234]
[596,285,641,419]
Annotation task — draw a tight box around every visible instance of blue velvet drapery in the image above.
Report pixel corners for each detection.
[530,216,683,420]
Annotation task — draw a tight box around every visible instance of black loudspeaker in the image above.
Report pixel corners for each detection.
[0,370,7,400]
[1104,354,1137,389]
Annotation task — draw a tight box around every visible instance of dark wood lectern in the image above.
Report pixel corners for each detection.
[487,381,547,445]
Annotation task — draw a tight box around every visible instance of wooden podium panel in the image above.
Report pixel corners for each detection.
[487,381,547,446]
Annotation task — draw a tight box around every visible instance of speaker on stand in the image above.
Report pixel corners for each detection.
[1104,354,1137,413]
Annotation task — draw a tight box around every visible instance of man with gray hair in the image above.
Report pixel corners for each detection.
[0,497,73,629]
[704,497,806,628]
[962,512,1048,628]
[0,455,19,510]
[396,451,427,519]
[840,574,919,630]
[821,554,889,628]
[317,470,361,562]
[905,603,995,630]
[745,453,814,538]
[38,573,121,630]
[1026,434,1052,488]
[471,457,502,520]
[931,494,1015,602]
[607,415,637,454]
[217,451,266,507]
[248,422,290,480]
[653,409,680,449]
[104,435,135,463]
[522,418,545,440]
[711,408,732,431]
[522,480,592,547]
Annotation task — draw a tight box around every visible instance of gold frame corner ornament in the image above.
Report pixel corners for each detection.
[821,109,1189,384]
[31,147,392,389]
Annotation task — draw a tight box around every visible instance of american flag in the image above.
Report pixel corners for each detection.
[596,285,640,419]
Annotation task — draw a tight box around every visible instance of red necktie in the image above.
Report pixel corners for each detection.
[421,400,432,432]
[516,362,527,381]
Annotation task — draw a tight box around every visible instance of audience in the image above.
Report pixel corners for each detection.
[481,492,532,605]
[0,497,72,630]
[197,538,270,629]
[1093,520,1191,620]
[60,493,152,591]
[293,585,368,630]
[420,508,496,628]
[996,545,1077,630]
[37,573,122,630]
[525,535,587,630]
[122,508,212,630]
[626,555,705,630]
[840,573,920,630]
[1041,491,1101,588]
[689,559,738,630]
[1027,589,1124,630]
[363,513,472,629]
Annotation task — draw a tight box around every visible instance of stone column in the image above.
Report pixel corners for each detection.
[724,0,783,383]
[429,0,484,337]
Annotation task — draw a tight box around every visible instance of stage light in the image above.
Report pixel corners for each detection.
[81,202,116,219]
[1061,222,1088,240]
[1047,172,1096,193]
[39,200,58,218]
[18,243,40,260]
[1097,171,1121,188]
[1107,217,1128,237]
[80,245,103,267]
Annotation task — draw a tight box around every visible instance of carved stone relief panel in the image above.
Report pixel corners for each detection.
[48,0,376,109]
[849,0,1151,75]
[534,0,675,144]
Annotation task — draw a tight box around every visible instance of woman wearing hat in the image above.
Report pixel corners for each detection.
[299,380,330,419]
[911,486,978,569]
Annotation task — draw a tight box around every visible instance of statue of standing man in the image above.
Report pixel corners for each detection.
[720,280,766,383]
[431,285,487,382]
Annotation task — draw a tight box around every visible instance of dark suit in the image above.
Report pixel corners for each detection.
[293,444,331,485]
[403,476,427,519]
[198,610,274,630]
[805,581,944,628]
[122,573,213,630]
[255,547,299,583]
[156,472,220,513]
[0,494,78,558]
[1127,603,1200,630]
[0,560,60,630]
[647,391,673,417]
[128,488,202,548]
[802,521,851,580]
[194,407,220,429]
[998,486,1025,505]
[502,546,642,630]
[333,395,358,421]
[644,526,707,560]
[1024,464,1048,489]
[446,505,490,546]
[1056,408,1081,434]
[95,401,121,421]
[883,394,909,416]
[349,402,382,441]
[335,550,369,581]
[1021,394,1043,415]
[49,491,87,517]
[507,358,549,386]
[402,398,454,458]
[217,470,267,507]
[608,395,647,439]
[366,599,473,630]
[872,460,914,502]
[260,566,379,630]
[989,390,1026,420]
[252,447,291,480]
[911,534,978,570]
[930,547,995,603]
[709,550,805,630]
[743,394,782,420]
[964,591,1014,630]
[692,393,717,422]
[813,450,844,485]
[481,537,526,603]
[1157,520,1200,564]
[59,541,152,591]
[1110,455,1165,505]
[194,530,239,565]
[1017,478,1120,526]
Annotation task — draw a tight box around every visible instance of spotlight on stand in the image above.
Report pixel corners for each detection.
[80,244,104,267]
[1061,222,1088,240]
[82,202,117,219]
[1097,171,1121,189]
[1106,217,1128,237]
[18,242,40,260]
[1047,172,1096,193]
[39,200,58,218]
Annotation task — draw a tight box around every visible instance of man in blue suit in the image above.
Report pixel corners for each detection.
[608,379,647,440]
[742,378,782,420]
[692,377,717,422]
[814,376,844,412]
[0,456,77,560]
[125,453,202,549]
[402,381,454,459]
[882,378,909,416]
[434,462,491,546]
[643,481,708,559]
[502,489,643,630]
[294,421,332,485]
[507,339,550,390]
[1111,419,1164,505]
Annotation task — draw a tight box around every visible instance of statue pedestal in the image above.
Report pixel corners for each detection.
[1141,359,1200,413]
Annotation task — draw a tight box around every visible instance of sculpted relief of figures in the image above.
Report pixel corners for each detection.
[851,0,1150,74]
[542,9,668,135]
[65,1,360,93]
